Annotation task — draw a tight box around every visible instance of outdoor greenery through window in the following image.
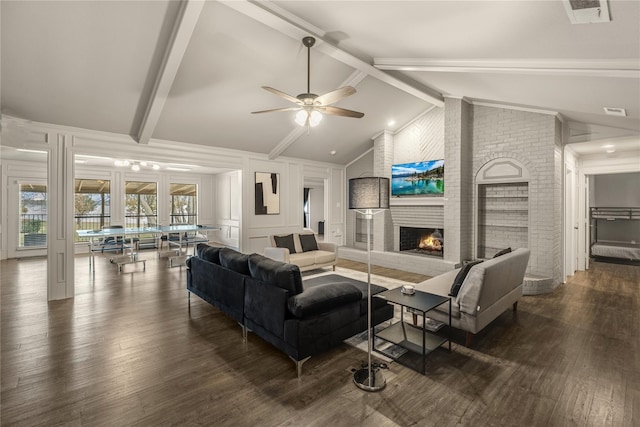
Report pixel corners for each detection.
[126,181,158,228]
[75,179,111,241]
[19,182,47,248]
[170,183,197,224]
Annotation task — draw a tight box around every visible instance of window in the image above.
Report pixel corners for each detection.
[74,179,111,241]
[19,182,47,248]
[125,181,157,228]
[170,183,197,225]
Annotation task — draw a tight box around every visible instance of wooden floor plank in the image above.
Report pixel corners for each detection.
[1,254,638,425]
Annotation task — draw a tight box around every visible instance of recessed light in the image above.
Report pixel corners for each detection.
[387,120,396,127]
[602,144,614,148]
[330,150,337,156]
[606,149,616,154]
[152,164,160,170]
[603,107,626,117]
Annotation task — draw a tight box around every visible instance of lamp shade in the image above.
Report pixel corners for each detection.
[348,177,390,210]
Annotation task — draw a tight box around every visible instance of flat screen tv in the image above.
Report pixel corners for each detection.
[391,160,444,197]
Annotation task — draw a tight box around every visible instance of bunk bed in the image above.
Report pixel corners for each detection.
[590,207,640,262]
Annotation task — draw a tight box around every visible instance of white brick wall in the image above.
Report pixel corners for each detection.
[394,108,444,163]
[373,131,394,252]
[477,182,529,258]
[444,98,473,263]
[471,105,561,283]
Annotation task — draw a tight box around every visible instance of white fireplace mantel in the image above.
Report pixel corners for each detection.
[390,197,446,207]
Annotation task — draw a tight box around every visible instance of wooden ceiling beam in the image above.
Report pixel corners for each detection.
[222,0,444,107]
[135,0,205,145]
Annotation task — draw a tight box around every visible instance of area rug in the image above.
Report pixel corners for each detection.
[303,267,411,362]
[302,266,412,290]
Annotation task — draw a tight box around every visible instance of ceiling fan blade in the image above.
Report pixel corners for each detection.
[262,86,302,105]
[251,107,301,114]
[315,86,356,106]
[321,106,364,118]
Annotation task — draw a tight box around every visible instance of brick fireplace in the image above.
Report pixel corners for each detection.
[344,101,563,286]
[399,226,444,257]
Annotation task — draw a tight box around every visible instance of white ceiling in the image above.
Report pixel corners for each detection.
[2,0,639,166]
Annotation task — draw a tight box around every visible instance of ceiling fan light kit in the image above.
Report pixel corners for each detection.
[295,109,323,127]
[252,36,364,130]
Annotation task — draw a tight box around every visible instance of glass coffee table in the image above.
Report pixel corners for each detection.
[373,287,451,374]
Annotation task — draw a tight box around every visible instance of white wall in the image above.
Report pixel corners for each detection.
[243,158,345,253]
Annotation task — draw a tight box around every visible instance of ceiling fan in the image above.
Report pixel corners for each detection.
[252,36,364,128]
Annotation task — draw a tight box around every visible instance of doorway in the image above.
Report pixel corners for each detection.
[303,178,326,238]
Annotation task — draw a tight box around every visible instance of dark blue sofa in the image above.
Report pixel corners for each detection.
[186,244,394,376]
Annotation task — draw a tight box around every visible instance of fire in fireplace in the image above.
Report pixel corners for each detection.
[399,227,444,257]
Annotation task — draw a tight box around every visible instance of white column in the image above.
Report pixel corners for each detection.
[47,134,75,300]
[444,97,473,263]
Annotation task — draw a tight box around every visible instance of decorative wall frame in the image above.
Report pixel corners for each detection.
[255,172,280,215]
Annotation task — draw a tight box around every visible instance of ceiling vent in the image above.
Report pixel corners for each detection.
[603,107,627,116]
[563,0,610,24]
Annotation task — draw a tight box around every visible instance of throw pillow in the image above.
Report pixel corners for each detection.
[273,234,296,254]
[449,260,483,297]
[299,233,319,252]
[493,247,512,258]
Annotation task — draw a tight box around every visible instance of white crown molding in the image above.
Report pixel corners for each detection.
[374,58,640,79]
[394,105,440,136]
[345,147,373,169]
[390,197,445,207]
[579,152,640,175]
[2,115,346,172]
[1,115,137,144]
[564,144,578,157]
[369,105,441,141]
[470,100,562,118]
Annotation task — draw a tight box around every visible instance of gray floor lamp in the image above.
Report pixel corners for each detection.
[348,176,390,392]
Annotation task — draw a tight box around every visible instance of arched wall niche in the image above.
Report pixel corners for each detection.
[474,158,531,259]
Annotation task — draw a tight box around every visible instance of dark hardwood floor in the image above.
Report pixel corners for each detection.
[1,253,638,426]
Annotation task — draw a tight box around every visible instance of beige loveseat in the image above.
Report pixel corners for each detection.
[413,248,530,346]
[264,232,337,272]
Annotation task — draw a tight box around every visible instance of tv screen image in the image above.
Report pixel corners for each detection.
[391,160,444,196]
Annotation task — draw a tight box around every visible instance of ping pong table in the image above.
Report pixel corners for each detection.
[77,224,219,271]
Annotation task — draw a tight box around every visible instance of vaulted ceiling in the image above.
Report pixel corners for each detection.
[2,1,639,165]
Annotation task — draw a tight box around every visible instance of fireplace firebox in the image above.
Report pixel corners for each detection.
[399,227,444,257]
